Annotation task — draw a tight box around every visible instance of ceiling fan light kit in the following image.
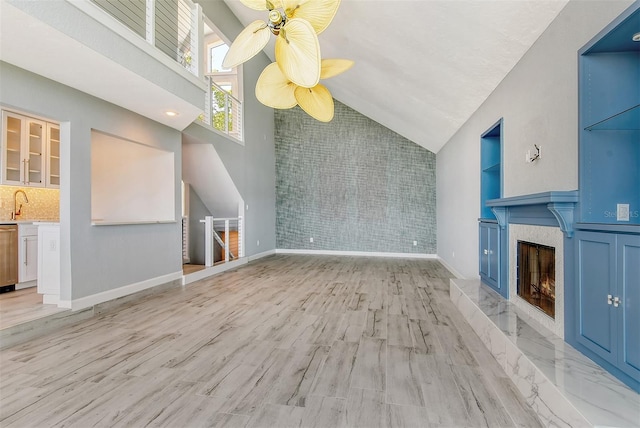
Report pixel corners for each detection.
[223,0,352,122]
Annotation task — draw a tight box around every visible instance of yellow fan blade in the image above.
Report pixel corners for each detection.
[320,59,354,80]
[256,63,298,109]
[222,20,270,69]
[282,0,341,34]
[275,18,321,88]
[294,83,334,122]
[239,0,281,11]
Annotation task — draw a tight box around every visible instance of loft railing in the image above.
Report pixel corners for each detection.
[90,0,201,77]
[200,216,243,267]
[202,76,243,141]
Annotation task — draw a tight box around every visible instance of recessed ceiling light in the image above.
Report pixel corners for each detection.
[633,32,640,42]
[165,110,179,117]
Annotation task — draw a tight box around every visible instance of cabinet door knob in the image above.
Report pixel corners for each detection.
[613,296,620,308]
[483,249,488,255]
[607,294,613,305]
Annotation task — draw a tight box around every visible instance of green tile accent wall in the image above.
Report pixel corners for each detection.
[275,101,436,253]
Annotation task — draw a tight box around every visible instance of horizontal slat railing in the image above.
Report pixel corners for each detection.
[202,76,243,142]
[91,0,200,77]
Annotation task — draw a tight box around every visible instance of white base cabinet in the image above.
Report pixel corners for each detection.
[37,223,60,304]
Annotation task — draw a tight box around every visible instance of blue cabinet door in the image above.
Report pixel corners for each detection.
[618,234,640,380]
[479,223,490,278]
[479,221,502,295]
[488,225,499,284]
[575,231,617,365]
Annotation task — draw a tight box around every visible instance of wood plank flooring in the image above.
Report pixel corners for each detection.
[0,288,67,329]
[0,255,542,427]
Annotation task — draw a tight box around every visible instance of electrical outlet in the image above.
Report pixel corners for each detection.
[617,203,630,221]
[452,251,455,258]
[257,240,260,246]
[310,237,314,243]
[413,241,417,246]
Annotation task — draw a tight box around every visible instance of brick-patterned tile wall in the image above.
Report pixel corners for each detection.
[275,101,436,254]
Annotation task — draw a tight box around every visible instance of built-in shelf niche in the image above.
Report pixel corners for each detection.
[480,119,502,219]
[579,7,640,226]
[91,130,175,225]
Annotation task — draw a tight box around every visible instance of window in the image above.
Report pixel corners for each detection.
[202,18,242,141]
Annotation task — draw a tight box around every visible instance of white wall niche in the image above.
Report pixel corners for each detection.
[91,130,175,225]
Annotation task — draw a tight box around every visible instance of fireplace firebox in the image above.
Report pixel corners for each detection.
[517,241,555,318]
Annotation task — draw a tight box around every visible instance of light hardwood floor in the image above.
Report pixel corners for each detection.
[0,255,542,427]
[0,288,66,329]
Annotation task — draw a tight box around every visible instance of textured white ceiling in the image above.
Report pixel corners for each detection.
[223,0,569,153]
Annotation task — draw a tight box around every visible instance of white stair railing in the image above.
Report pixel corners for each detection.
[200,216,243,267]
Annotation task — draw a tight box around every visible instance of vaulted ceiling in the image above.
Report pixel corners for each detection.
[223,0,569,153]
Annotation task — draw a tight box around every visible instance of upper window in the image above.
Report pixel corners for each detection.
[202,18,242,141]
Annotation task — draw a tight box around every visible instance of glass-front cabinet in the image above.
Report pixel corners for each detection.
[47,124,61,188]
[1,110,58,188]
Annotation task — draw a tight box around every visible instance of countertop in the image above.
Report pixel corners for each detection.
[0,220,60,225]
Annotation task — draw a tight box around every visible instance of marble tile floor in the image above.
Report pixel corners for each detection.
[0,255,544,427]
[450,278,640,428]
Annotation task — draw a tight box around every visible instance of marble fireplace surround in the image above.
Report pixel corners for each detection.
[490,190,577,339]
[451,191,640,426]
[509,224,564,338]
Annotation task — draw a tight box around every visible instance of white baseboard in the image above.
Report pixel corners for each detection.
[68,271,183,311]
[16,281,36,290]
[247,249,276,262]
[42,294,60,306]
[437,256,465,279]
[276,249,438,259]
[182,258,248,285]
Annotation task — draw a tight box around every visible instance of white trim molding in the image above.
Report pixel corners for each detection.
[436,256,465,279]
[276,249,438,259]
[182,258,248,285]
[247,249,276,262]
[64,271,183,310]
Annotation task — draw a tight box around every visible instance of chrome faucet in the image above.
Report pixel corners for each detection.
[12,189,29,220]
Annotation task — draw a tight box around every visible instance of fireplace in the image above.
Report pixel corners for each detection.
[509,224,564,338]
[517,241,555,318]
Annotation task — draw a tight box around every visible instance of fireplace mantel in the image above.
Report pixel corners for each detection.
[487,191,578,237]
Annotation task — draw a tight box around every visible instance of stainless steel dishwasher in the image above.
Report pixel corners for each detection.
[0,225,19,292]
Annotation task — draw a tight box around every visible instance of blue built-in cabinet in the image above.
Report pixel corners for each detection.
[480,119,502,220]
[479,119,506,297]
[579,4,640,225]
[575,230,640,391]
[572,2,640,393]
[479,221,500,289]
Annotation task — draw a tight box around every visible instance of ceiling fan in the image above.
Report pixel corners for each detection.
[222,0,353,122]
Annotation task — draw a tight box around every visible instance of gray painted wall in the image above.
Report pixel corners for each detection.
[7,0,203,109]
[0,61,182,300]
[436,0,634,279]
[188,187,212,265]
[0,0,276,302]
[275,101,436,254]
[187,0,277,258]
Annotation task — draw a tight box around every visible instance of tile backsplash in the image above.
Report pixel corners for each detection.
[0,186,60,221]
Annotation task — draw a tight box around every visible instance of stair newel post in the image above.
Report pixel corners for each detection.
[224,219,230,262]
[204,215,214,267]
